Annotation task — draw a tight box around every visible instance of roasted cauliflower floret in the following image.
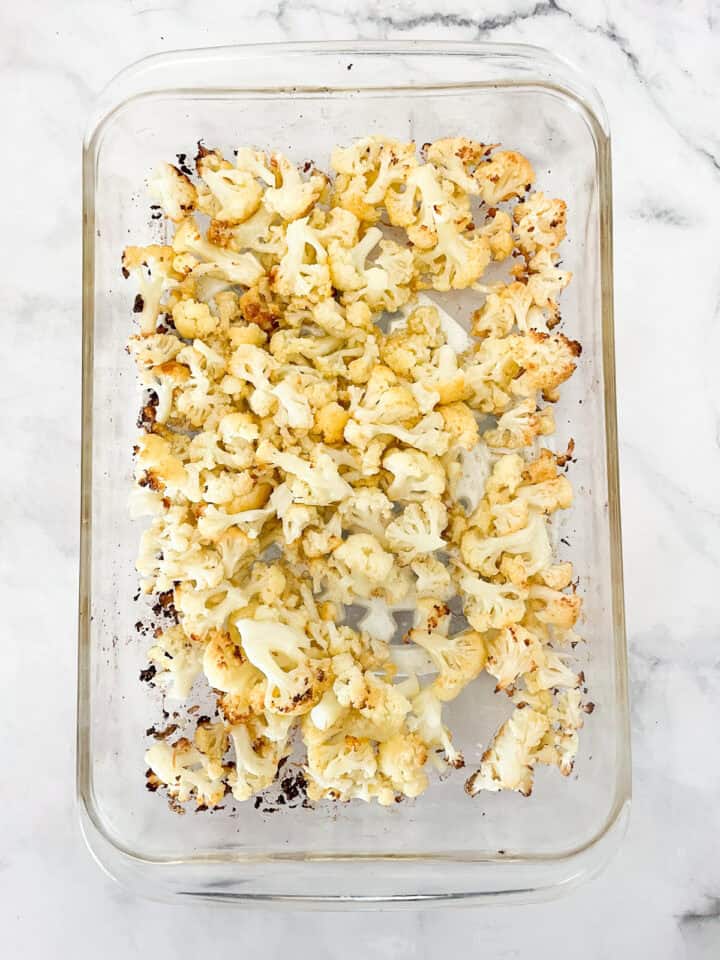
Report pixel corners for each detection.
[146,725,228,807]
[465,705,549,797]
[147,625,204,700]
[474,150,535,206]
[197,149,263,223]
[410,628,487,702]
[385,499,448,561]
[513,191,567,253]
[148,163,198,222]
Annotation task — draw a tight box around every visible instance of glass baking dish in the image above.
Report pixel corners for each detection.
[78,40,630,906]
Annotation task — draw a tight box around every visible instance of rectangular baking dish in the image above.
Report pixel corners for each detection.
[78,40,630,906]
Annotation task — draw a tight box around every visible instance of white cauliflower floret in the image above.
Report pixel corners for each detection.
[454,564,527,632]
[411,556,453,600]
[173,217,265,286]
[264,152,326,221]
[524,247,572,307]
[329,227,414,312]
[386,499,448,561]
[465,705,550,797]
[383,449,447,501]
[173,582,250,637]
[483,398,555,450]
[528,583,582,629]
[409,688,464,769]
[377,732,429,798]
[474,150,535,205]
[202,627,266,705]
[517,474,573,514]
[146,732,228,807]
[353,366,419,425]
[385,163,468,248]
[148,163,198,222]
[128,332,183,370]
[197,150,263,223]
[485,624,545,692]
[122,244,178,335]
[345,411,450,457]
[332,534,395,600]
[147,625,204,700]
[471,282,538,339]
[303,724,393,804]
[410,628,487,702]
[337,487,394,540]
[461,511,552,581]
[272,373,314,430]
[272,216,331,301]
[171,298,219,340]
[513,192,567,253]
[234,618,329,716]
[228,718,291,801]
[271,448,352,505]
[426,137,487,195]
[415,222,491,291]
[228,342,277,416]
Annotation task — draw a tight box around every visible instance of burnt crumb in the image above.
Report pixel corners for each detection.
[137,389,159,431]
[197,715,212,725]
[196,804,208,813]
[262,807,278,814]
[302,160,312,173]
[556,438,576,468]
[560,537,570,547]
[132,590,141,602]
[162,708,170,720]
[195,140,212,172]
[133,294,145,314]
[277,756,289,772]
[139,665,157,683]
[254,796,263,809]
[134,620,143,633]
[498,849,506,855]
[278,771,308,805]
[584,702,595,714]
[152,589,179,622]
[121,266,130,279]
[147,723,179,741]
[347,63,353,70]
[276,795,286,805]
[175,153,193,177]
[150,208,162,220]
[145,771,162,793]
[168,796,186,815]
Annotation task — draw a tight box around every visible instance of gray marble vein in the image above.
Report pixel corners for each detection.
[2,0,720,958]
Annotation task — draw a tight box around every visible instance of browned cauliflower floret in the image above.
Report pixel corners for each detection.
[196,149,263,223]
[474,149,535,205]
[513,192,567,253]
[149,163,198,222]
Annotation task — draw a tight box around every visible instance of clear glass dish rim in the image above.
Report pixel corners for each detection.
[78,39,631,904]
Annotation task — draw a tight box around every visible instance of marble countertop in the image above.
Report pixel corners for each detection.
[3,0,719,956]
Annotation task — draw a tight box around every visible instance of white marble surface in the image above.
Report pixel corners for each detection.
[3,0,719,956]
